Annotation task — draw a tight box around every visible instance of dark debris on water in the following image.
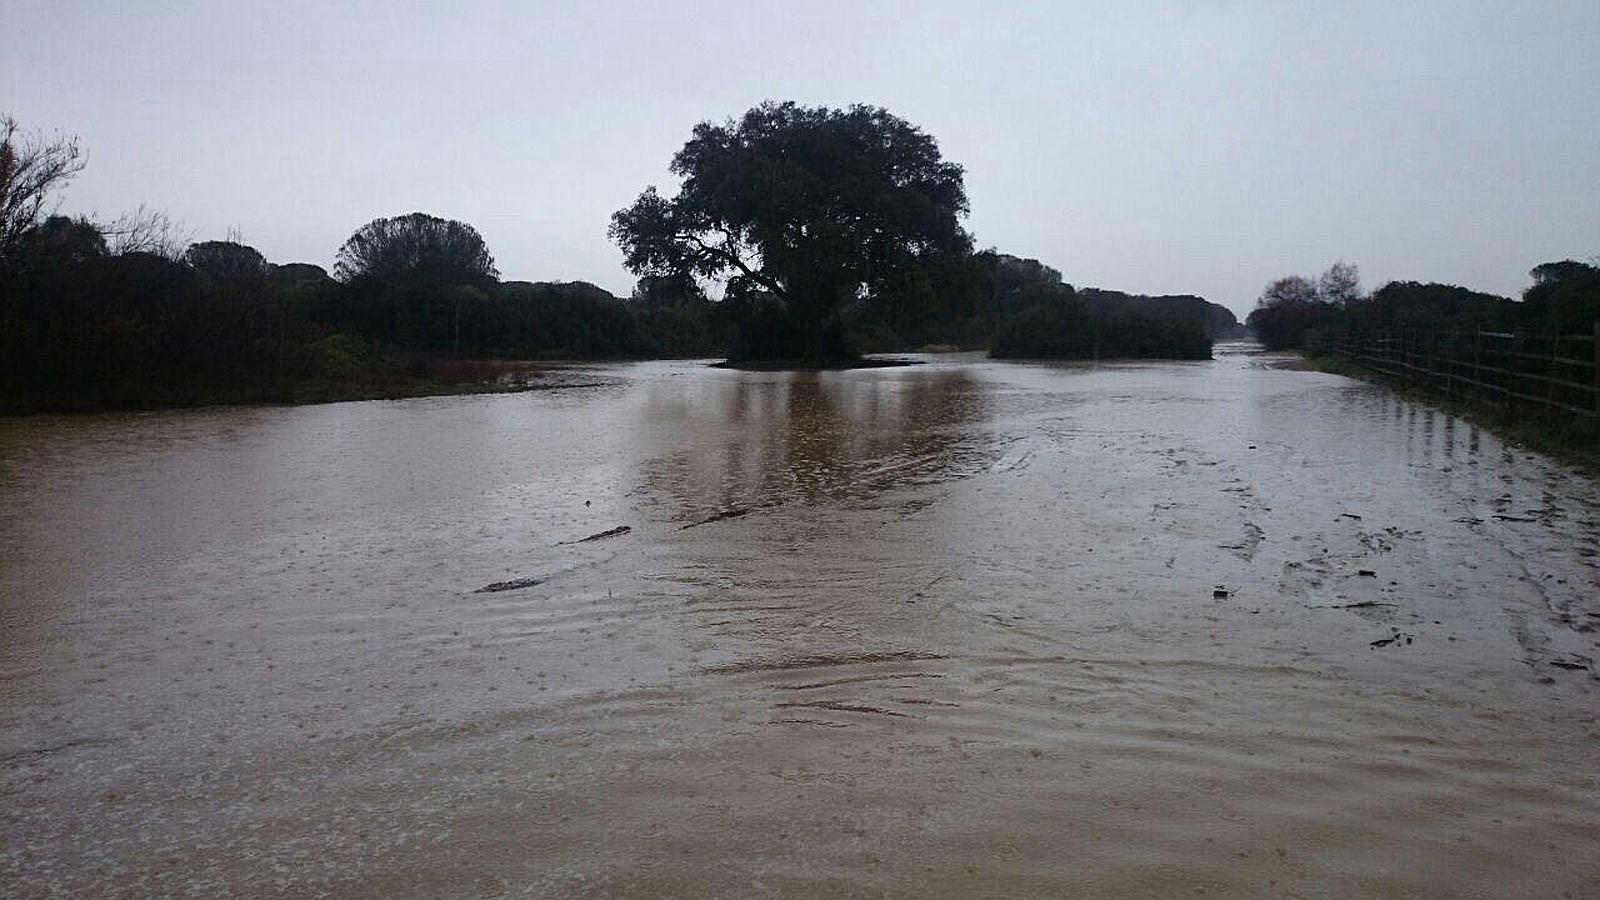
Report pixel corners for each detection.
[680,507,755,530]
[561,525,632,544]
[473,575,543,594]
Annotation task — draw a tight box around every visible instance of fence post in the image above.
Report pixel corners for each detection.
[1473,330,1483,405]
[1593,319,1599,416]
[1510,331,1523,425]
[1545,330,1557,421]
[1507,332,1520,425]
[1438,328,1449,395]
[1444,329,1456,397]
[1427,328,1438,392]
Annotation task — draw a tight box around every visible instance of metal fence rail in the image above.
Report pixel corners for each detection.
[1304,323,1600,422]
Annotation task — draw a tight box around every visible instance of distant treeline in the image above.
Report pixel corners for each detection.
[0,214,710,412]
[0,207,1239,412]
[845,251,1238,360]
[2,106,1239,413]
[1246,260,1600,350]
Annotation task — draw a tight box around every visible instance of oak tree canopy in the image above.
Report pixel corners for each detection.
[610,102,970,362]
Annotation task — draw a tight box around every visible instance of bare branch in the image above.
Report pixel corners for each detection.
[104,204,190,260]
[680,231,789,301]
[0,114,86,259]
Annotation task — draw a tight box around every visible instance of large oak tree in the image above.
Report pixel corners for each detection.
[610,102,970,362]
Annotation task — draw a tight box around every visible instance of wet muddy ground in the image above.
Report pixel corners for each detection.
[2,344,1597,897]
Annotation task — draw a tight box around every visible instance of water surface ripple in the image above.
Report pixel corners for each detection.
[2,346,1597,897]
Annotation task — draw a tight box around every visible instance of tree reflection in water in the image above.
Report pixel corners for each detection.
[636,367,992,520]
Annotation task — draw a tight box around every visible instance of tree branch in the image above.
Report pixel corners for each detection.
[678,232,789,301]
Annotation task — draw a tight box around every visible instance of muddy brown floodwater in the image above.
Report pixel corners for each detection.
[2,344,1598,898]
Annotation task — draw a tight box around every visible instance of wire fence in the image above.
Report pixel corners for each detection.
[1304,322,1600,423]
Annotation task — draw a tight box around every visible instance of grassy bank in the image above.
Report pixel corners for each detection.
[279,358,611,406]
[1304,354,1600,474]
[1,356,611,416]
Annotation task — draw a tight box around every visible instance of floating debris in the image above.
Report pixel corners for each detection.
[1370,630,1415,649]
[473,575,543,593]
[561,525,631,544]
[681,507,755,530]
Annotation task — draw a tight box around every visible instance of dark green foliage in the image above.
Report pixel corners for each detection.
[716,289,855,363]
[327,213,501,355]
[1520,260,1600,335]
[971,254,1215,360]
[1079,289,1237,344]
[1,246,287,410]
[15,107,1582,413]
[1347,281,1517,333]
[610,101,972,361]
[629,274,725,358]
[1207,305,1248,340]
[841,249,994,350]
[308,333,385,380]
[1,109,1237,412]
[1087,309,1212,360]
[1250,258,1596,351]
[184,240,269,287]
[844,249,1225,359]
[493,281,649,359]
[1246,275,1341,349]
[17,214,104,262]
[990,296,1094,358]
[334,212,498,286]
[990,291,1212,361]
[0,205,717,411]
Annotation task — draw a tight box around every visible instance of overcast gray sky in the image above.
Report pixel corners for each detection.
[4,1,1597,317]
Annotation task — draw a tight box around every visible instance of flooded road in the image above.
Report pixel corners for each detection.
[3,345,1598,898]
